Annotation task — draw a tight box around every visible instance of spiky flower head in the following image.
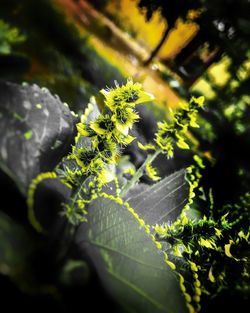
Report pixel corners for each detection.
[111,107,139,135]
[101,79,154,111]
[92,137,118,163]
[90,114,115,137]
[73,147,97,173]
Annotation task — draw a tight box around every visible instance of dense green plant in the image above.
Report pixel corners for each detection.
[0,1,249,312]
[24,79,208,313]
[0,79,249,313]
[45,81,204,229]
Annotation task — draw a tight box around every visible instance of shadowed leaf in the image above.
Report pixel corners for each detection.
[0,211,33,277]
[0,81,77,194]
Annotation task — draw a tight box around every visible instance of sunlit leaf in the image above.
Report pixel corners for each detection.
[76,196,187,313]
[125,169,189,226]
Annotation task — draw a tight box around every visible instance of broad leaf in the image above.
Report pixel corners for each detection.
[0,81,77,194]
[125,169,189,226]
[76,196,187,313]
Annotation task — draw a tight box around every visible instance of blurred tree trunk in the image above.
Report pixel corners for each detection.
[143,25,171,66]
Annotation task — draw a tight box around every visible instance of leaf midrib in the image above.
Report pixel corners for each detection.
[87,240,166,271]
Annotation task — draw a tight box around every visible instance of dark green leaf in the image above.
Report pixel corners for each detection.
[0,211,33,276]
[76,196,187,313]
[30,177,71,232]
[59,259,90,287]
[124,169,188,226]
[0,81,77,194]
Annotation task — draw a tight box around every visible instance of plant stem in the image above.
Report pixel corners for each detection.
[120,149,161,197]
[70,175,90,208]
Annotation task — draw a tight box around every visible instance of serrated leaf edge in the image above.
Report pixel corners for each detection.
[98,191,194,313]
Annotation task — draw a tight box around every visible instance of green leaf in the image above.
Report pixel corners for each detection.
[76,196,187,313]
[0,81,77,194]
[124,169,189,226]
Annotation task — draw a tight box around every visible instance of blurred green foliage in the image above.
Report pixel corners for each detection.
[0,0,125,111]
[0,19,25,54]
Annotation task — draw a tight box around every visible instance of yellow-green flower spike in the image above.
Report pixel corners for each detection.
[101,79,154,110]
[112,107,139,135]
[155,95,205,158]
